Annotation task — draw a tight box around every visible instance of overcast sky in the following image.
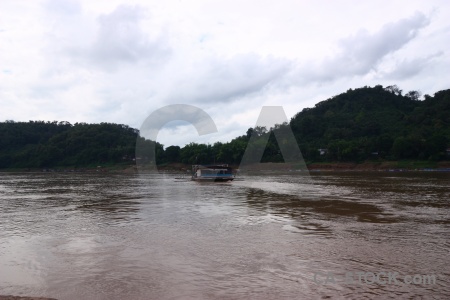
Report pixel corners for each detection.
[1,0,449,147]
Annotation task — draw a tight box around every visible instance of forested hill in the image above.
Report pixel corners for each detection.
[290,85,449,161]
[0,85,449,169]
[0,122,160,168]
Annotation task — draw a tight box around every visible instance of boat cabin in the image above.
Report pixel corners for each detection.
[191,164,234,182]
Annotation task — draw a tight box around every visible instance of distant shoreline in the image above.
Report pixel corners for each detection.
[306,161,450,172]
[0,296,57,300]
[1,161,449,173]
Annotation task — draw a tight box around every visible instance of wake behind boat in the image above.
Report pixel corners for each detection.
[191,164,235,182]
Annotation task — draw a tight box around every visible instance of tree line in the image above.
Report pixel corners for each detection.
[0,85,448,168]
[290,85,449,162]
[0,121,140,168]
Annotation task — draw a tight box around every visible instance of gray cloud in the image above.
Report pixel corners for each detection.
[163,12,432,109]
[301,12,431,82]
[379,52,443,79]
[70,5,171,71]
[167,53,291,104]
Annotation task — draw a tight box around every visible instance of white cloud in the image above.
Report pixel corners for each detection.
[164,53,292,105]
[66,5,171,71]
[379,52,443,79]
[0,0,449,147]
[44,0,82,15]
[291,12,431,83]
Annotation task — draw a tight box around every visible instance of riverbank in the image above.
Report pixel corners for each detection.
[122,160,450,172]
[129,160,450,172]
[0,296,57,300]
[307,161,450,172]
[1,161,449,173]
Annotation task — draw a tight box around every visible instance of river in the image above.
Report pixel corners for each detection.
[0,171,449,299]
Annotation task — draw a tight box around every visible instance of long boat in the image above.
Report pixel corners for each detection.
[191,164,235,182]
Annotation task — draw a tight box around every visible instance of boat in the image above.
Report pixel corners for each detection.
[191,164,235,182]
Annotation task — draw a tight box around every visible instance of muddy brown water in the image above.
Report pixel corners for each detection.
[0,171,449,299]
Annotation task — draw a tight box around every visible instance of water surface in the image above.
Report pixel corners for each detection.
[0,171,449,299]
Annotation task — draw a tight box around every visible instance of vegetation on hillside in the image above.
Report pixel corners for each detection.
[0,122,162,168]
[291,85,449,162]
[0,85,448,169]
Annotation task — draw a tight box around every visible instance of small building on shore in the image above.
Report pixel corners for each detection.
[318,148,328,156]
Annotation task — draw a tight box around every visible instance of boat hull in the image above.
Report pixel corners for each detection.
[191,177,234,182]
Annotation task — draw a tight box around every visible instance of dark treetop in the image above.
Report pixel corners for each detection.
[1,85,449,168]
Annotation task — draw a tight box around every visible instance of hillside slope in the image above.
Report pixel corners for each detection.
[290,85,449,161]
[0,85,449,168]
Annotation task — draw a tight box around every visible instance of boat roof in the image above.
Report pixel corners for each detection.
[192,164,232,170]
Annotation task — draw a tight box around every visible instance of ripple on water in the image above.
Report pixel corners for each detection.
[0,172,449,299]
